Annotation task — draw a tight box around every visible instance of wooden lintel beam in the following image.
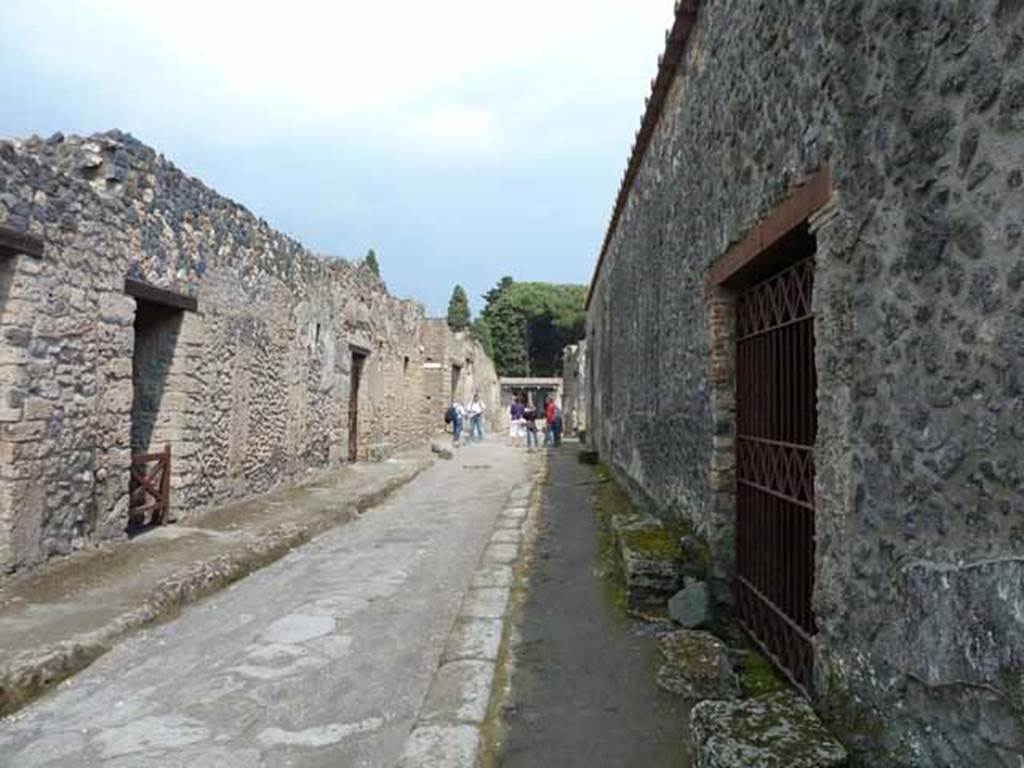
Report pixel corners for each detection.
[124,277,198,313]
[0,227,44,259]
[709,169,832,286]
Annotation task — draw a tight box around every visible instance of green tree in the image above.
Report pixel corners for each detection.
[479,278,586,377]
[470,317,494,359]
[365,248,380,276]
[446,284,471,332]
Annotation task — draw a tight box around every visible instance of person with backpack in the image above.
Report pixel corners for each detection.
[445,399,465,446]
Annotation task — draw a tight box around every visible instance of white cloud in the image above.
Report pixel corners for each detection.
[3,0,674,158]
[410,106,497,153]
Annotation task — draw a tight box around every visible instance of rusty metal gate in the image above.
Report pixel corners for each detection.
[735,256,817,695]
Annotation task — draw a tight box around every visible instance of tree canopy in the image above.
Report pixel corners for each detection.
[477,277,586,377]
[446,285,471,332]
[364,248,380,276]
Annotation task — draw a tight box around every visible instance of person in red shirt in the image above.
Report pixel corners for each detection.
[543,396,556,447]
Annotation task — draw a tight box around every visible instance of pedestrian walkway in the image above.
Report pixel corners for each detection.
[0,440,537,768]
[492,446,690,767]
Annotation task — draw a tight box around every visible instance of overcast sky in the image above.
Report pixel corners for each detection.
[1,1,672,314]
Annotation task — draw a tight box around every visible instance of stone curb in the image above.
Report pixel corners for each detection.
[397,467,542,768]
[0,458,432,719]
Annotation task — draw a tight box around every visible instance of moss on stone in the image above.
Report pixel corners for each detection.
[618,525,684,562]
[740,651,788,697]
[591,464,633,621]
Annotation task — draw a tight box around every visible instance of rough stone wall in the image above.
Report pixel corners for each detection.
[420,319,503,434]
[586,1,1024,764]
[561,342,587,436]
[0,131,496,574]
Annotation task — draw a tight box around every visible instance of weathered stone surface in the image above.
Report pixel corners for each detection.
[690,691,848,768]
[656,629,739,701]
[668,580,710,629]
[611,513,686,605]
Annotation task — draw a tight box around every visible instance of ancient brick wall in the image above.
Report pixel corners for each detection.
[0,131,497,574]
[586,1,1024,763]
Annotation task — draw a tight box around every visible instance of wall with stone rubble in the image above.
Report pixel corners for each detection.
[0,131,494,576]
[586,1,1024,764]
[561,342,586,436]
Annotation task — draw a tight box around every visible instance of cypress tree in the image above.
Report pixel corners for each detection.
[365,248,380,276]
[447,285,471,332]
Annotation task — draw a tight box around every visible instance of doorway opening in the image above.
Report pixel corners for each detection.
[125,278,196,533]
[349,350,367,462]
[451,364,462,401]
[129,300,182,531]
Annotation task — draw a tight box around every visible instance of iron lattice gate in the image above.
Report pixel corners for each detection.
[735,256,817,695]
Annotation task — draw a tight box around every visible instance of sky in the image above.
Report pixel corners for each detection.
[0,1,673,314]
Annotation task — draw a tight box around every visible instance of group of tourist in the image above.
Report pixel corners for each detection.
[508,394,562,452]
[442,392,564,453]
[444,392,487,446]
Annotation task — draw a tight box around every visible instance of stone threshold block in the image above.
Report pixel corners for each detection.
[482,542,519,565]
[690,691,848,768]
[610,513,687,606]
[656,629,740,701]
[469,562,514,589]
[444,617,504,663]
[419,659,495,725]
[397,723,480,768]
[499,506,528,523]
[490,528,523,546]
[460,586,510,619]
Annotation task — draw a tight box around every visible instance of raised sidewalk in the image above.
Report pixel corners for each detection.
[0,448,433,717]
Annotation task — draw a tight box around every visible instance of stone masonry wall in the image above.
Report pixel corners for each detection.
[561,342,586,436]
[586,1,1024,765]
[0,131,498,574]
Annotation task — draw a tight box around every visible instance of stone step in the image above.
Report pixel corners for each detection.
[690,690,848,768]
[609,513,687,606]
[655,629,740,701]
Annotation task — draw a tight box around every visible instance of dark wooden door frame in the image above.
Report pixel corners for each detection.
[450,364,462,400]
[348,350,368,462]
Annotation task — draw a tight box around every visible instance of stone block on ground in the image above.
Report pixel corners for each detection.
[430,440,454,460]
[656,629,740,701]
[610,514,687,605]
[668,580,710,628]
[690,691,848,768]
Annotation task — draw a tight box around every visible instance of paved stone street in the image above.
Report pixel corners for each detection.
[0,440,535,767]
